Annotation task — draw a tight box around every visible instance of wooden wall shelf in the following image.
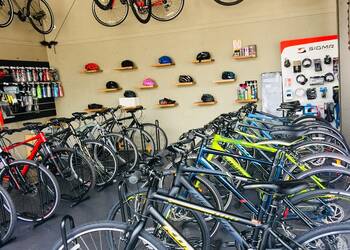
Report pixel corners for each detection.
[192,59,215,64]
[194,101,217,106]
[215,79,236,84]
[139,85,158,89]
[114,67,137,71]
[152,63,175,67]
[85,108,106,112]
[158,103,178,108]
[233,55,257,60]
[99,88,123,93]
[81,69,103,74]
[176,82,195,87]
[121,105,144,112]
[236,99,258,103]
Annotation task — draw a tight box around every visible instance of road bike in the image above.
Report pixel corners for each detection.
[92,0,152,27]
[0,0,54,34]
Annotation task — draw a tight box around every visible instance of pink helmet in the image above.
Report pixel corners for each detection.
[143,78,157,86]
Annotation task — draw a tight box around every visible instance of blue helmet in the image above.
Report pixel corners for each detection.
[159,56,172,64]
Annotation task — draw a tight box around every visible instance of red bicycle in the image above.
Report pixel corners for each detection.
[2,122,95,211]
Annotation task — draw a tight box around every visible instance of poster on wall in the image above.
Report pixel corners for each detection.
[261,72,282,116]
[280,35,340,127]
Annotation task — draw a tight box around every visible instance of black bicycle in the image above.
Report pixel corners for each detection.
[0,0,54,34]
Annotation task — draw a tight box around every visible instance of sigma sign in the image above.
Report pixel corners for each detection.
[298,44,335,53]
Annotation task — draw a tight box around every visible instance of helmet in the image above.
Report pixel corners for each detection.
[143,78,157,86]
[222,71,235,80]
[179,75,193,83]
[124,90,137,98]
[196,52,211,62]
[85,63,100,71]
[88,103,103,109]
[201,94,215,103]
[159,98,176,105]
[159,56,172,64]
[121,60,134,68]
[106,81,119,89]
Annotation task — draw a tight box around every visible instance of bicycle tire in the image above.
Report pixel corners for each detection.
[102,133,139,171]
[303,130,349,153]
[129,0,152,24]
[42,147,96,200]
[294,222,350,248]
[107,188,211,248]
[0,0,14,28]
[0,185,16,244]
[93,0,113,10]
[151,0,184,22]
[292,141,348,158]
[27,0,55,34]
[92,0,129,27]
[214,0,244,6]
[299,152,350,168]
[52,221,166,250]
[141,123,168,150]
[0,160,60,222]
[82,139,118,186]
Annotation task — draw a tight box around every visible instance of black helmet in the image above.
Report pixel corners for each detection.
[159,98,176,105]
[196,52,211,62]
[106,81,119,89]
[179,75,193,83]
[121,60,134,68]
[124,90,137,98]
[201,94,215,103]
[88,103,103,109]
[222,71,235,80]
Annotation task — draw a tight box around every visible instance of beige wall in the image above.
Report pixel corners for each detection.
[339,0,350,140]
[21,0,339,141]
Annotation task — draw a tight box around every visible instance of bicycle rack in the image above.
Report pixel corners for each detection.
[60,215,76,250]
[62,193,90,208]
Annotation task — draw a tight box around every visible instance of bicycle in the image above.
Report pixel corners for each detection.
[0,0,54,34]
[92,0,152,27]
[0,180,16,245]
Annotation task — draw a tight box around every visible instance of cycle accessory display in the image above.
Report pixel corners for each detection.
[201,94,215,103]
[159,98,176,105]
[296,74,308,85]
[284,59,291,68]
[106,81,119,89]
[143,78,157,87]
[314,59,322,72]
[324,72,335,82]
[179,75,193,83]
[222,71,236,80]
[88,103,103,110]
[306,88,317,100]
[121,60,135,68]
[84,63,100,72]
[196,52,211,62]
[158,56,173,64]
[309,76,324,86]
[301,58,312,68]
[324,55,332,65]
[124,90,137,98]
[293,61,302,73]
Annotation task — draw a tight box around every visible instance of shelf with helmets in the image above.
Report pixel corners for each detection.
[192,59,215,64]
[194,101,217,106]
[114,66,137,71]
[176,82,195,87]
[152,63,175,67]
[215,79,236,84]
[158,103,178,108]
[81,69,103,74]
[99,88,123,93]
[139,85,158,89]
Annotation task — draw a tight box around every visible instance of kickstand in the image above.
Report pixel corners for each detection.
[60,215,75,250]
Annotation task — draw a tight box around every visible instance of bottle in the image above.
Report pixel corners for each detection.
[36,83,42,98]
[46,83,51,98]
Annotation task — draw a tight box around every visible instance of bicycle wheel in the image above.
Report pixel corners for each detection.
[83,140,118,186]
[0,0,13,28]
[52,221,166,250]
[214,0,244,6]
[151,0,184,22]
[103,133,139,171]
[27,0,54,34]
[93,0,113,10]
[293,141,348,158]
[141,123,168,150]
[129,0,152,24]
[42,148,96,201]
[92,0,129,27]
[294,222,350,249]
[107,188,211,249]
[126,128,155,158]
[0,160,60,222]
[0,185,16,244]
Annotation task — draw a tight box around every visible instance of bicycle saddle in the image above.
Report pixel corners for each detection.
[244,179,310,196]
[72,112,88,118]
[23,122,43,128]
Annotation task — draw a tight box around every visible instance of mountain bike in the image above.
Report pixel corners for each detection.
[92,0,152,27]
[0,0,54,34]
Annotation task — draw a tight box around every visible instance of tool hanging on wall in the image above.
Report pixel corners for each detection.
[40,0,78,54]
